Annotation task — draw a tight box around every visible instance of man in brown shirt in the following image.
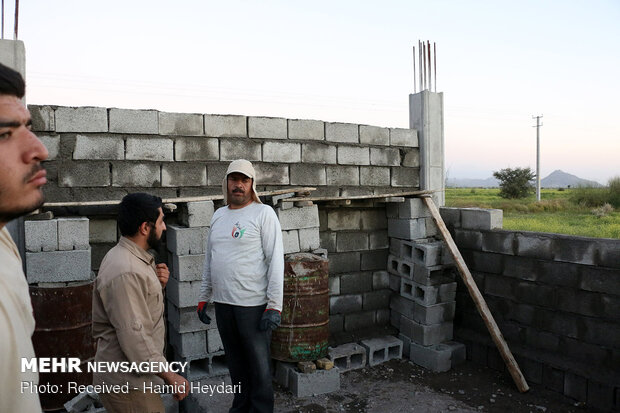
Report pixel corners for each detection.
[92,193,188,412]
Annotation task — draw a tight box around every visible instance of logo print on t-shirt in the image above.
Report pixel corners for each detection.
[231,222,246,239]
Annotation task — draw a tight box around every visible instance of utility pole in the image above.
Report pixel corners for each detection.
[532,115,543,201]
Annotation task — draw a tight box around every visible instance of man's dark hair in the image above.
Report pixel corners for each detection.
[118,193,163,237]
[0,62,25,98]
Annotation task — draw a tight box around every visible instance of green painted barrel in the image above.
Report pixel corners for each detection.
[271,253,329,362]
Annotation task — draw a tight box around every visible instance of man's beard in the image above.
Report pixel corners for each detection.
[147,227,162,250]
[229,189,250,205]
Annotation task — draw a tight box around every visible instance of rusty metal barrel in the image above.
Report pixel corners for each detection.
[30,281,95,411]
[271,253,329,362]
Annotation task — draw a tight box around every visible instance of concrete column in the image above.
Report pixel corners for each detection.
[1,39,27,264]
[409,90,445,206]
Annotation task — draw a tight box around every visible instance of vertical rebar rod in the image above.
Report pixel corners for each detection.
[427,40,431,92]
[2,0,5,40]
[434,42,437,92]
[14,0,18,39]
[413,46,416,93]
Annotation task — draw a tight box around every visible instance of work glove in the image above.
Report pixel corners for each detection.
[259,309,281,331]
[197,301,211,324]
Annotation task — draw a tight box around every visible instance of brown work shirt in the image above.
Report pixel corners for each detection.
[92,237,166,389]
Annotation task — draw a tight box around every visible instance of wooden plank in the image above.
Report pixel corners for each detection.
[422,196,530,393]
[286,189,435,202]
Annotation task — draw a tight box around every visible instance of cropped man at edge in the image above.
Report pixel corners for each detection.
[0,62,48,413]
[92,193,189,412]
[198,159,284,413]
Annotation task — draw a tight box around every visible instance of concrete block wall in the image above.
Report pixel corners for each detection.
[442,206,620,413]
[29,105,421,203]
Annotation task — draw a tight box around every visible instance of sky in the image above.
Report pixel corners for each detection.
[5,0,619,184]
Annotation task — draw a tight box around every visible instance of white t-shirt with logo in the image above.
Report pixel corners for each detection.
[199,202,284,311]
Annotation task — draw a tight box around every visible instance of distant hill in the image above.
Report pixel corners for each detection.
[447,169,602,188]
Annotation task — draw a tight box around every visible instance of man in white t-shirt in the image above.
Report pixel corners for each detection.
[198,159,284,413]
[0,62,48,412]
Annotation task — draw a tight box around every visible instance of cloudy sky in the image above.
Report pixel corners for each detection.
[8,0,619,184]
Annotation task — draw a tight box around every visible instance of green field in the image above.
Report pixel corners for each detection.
[444,188,620,239]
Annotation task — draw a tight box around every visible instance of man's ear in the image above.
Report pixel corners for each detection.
[138,221,151,236]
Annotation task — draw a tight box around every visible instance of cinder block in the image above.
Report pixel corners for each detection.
[109,108,158,134]
[166,277,202,308]
[220,138,261,161]
[399,316,453,346]
[336,232,368,252]
[289,368,340,397]
[369,230,389,249]
[173,351,228,381]
[325,122,358,143]
[206,329,223,353]
[249,117,287,140]
[360,166,390,186]
[390,310,401,329]
[276,205,319,230]
[389,274,401,292]
[171,254,205,281]
[57,217,89,251]
[403,149,420,167]
[344,311,375,331]
[38,135,60,160]
[112,163,161,187]
[89,219,117,243]
[329,314,343,334]
[274,361,297,387]
[372,271,389,290]
[409,341,465,372]
[73,135,124,160]
[174,137,218,161]
[253,163,289,185]
[161,163,206,187]
[262,141,301,163]
[168,328,207,358]
[360,336,403,366]
[282,230,300,254]
[328,252,361,274]
[288,119,324,141]
[327,210,360,231]
[399,334,412,358]
[328,276,340,295]
[389,294,415,320]
[126,137,174,161]
[179,201,214,228]
[412,301,456,325]
[461,208,503,230]
[326,166,359,186]
[329,294,362,314]
[386,254,401,276]
[401,279,457,306]
[397,198,431,218]
[370,147,400,166]
[63,389,98,413]
[159,112,203,136]
[28,105,55,132]
[360,210,387,230]
[59,162,110,187]
[166,301,215,333]
[26,249,92,283]
[361,249,389,271]
[290,164,326,186]
[339,272,372,295]
[413,265,455,286]
[337,146,369,165]
[204,114,246,137]
[515,233,554,260]
[390,128,418,147]
[55,107,107,132]
[359,125,389,145]
[391,167,420,187]
[401,240,442,266]
[327,343,367,372]
[299,227,320,251]
[301,143,337,164]
[167,225,208,256]
[25,219,58,252]
[439,207,461,229]
[388,218,426,240]
[362,290,391,311]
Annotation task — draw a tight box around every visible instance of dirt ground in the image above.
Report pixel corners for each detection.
[183,359,586,413]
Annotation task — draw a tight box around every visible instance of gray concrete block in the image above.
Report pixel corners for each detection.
[328,343,367,371]
[359,125,389,145]
[369,230,388,249]
[372,271,389,290]
[328,252,361,274]
[390,310,401,329]
[26,249,92,283]
[89,219,117,243]
[339,272,372,295]
[162,163,207,187]
[171,254,205,281]
[166,277,202,308]
[360,210,387,230]
[337,146,369,165]
[328,276,340,296]
[204,114,246,137]
[320,231,336,252]
[439,207,461,229]
[126,137,174,161]
[401,240,442,266]
[28,105,55,132]
[391,167,420,187]
[402,148,420,167]
[344,311,375,331]
[461,208,503,230]
[329,314,343,334]
[168,328,207,358]
[388,218,426,240]
[282,230,300,254]
[274,361,297,387]
[73,135,124,160]
[515,233,554,260]
[336,232,368,252]
[55,107,107,132]
[249,117,287,140]
[361,249,389,271]
[362,289,391,311]
[326,210,360,231]
[298,227,320,251]
[206,329,223,353]
[329,294,362,314]
[481,230,516,255]
[326,166,359,186]
[370,147,400,166]
[454,229,483,250]
[57,218,89,251]
[399,334,412,358]
[397,198,431,218]
[563,372,587,403]
[412,301,456,325]
[112,163,161,187]
[59,162,110,187]
[409,341,465,372]
[401,279,457,306]
[38,135,60,160]
[109,108,158,134]
[253,163,289,185]
[220,138,261,161]
[276,205,319,230]
[290,164,326,186]
[301,142,337,164]
[180,201,214,228]
[399,316,453,346]
[288,119,324,141]
[174,137,219,161]
[173,351,228,381]
[375,308,390,325]
[159,112,203,136]
[360,166,390,186]
[166,301,214,334]
[360,336,403,366]
[390,128,418,147]
[262,141,301,162]
[325,122,358,143]
[413,265,455,286]
[25,219,58,252]
[289,368,340,397]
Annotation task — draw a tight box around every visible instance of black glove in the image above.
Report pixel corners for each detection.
[259,309,281,331]
[197,302,211,325]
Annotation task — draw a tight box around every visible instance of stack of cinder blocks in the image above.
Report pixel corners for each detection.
[275,203,321,254]
[165,201,228,380]
[386,198,465,372]
[24,217,92,284]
